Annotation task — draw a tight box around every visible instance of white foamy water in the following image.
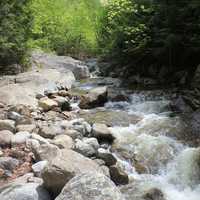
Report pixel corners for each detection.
[107,92,200,200]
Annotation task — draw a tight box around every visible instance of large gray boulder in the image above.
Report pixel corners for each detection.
[55,173,125,200]
[0,62,76,107]
[0,182,51,200]
[41,149,102,196]
[79,86,108,109]
[32,52,90,80]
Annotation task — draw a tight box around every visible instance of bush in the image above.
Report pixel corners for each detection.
[98,0,200,82]
[0,0,32,66]
[30,0,103,58]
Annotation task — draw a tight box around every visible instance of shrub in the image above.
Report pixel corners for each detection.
[0,0,32,66]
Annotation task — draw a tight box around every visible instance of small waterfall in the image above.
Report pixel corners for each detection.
[106,91,200,200]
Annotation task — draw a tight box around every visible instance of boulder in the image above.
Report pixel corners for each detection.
[51,135,74,149]
[0,68,75,107]
[32,143,60,162]
[38,98,58,112]
[32,161,48,177]
[0,130,14,147]
[0,182,51,200]
[41,149,102,196]
[170,96,193,113]
[92,123,114,142]
[79,86,108,109]
[16,124,37,133]
[0,120,15,132]
[109,164,129,185]
[32,51,90,80]
[53,96,71,111]
[0,157,19,171]
[38,123,63,139]
[55,173,125,200]
[142,188,166,200]
[64,129,82,140]
[97,148,117,166]
[75,137,99,157]
[11,131,31,146]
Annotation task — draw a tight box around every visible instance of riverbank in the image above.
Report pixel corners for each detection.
[0,52,200,200]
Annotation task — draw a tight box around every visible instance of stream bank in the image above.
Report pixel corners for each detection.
[0,52,200,200]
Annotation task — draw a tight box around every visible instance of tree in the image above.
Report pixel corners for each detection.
[0,0,32,66]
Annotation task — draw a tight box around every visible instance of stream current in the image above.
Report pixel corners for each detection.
[76,78,200,200]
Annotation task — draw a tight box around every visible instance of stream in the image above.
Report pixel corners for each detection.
[74,75,200,200]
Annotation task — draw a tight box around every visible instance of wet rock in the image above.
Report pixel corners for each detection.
[75,137,99,157]
[79,86,108,109]
[192,64,200,87]
[0,119,15,132]
[0,157,19,171]
[92,123,114,142]
[170,96,193,113]
[41,149,102,197]
[32,161,48,177]
[110,164,129,185]
[38,97,58,112]
[80,109,141,127]
[0,182,51,200]
[33,143,60,162]
[97,148,117,166]
[53,96,71,111]
[55,173,125,200]
[143,188,166,200]
[0,130,14,147]
[51,135,74,149]
[11,131,31,146]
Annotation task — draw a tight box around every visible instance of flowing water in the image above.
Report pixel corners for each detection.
[76,78,200,200]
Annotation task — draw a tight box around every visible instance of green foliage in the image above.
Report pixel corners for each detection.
[0,0,32,66]
[99,0,200,80]
[30,0,103,57]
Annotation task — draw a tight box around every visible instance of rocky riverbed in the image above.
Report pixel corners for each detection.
[0,52,200,200]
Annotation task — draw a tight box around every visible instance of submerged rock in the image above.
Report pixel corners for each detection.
[55,173,125,200]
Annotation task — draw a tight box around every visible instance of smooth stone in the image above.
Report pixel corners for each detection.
[11,131,31,146]
[0,182,51,200]
[51,135,74,149]
[55,173,125,200]
[92,123,115,142]
[0,119,15,132]
[32,143,61,162]
[32,161,48,177]
[38,98,58,111]
[16,124,36,133]
[0,130,14,147]
[97,148,117,166]
[109,164,129,185]
[41,149,102,197]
